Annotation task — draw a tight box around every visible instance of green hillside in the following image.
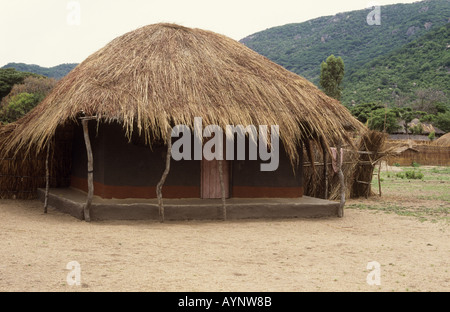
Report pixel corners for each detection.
[1,63,77,80]
[240,0,450,88]
[343,23,450,106]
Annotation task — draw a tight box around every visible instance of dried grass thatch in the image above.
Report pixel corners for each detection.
[350,131,389,198]
[0,125,73,199]
[433,132,450,146]
[303,130,392,200]
[0,23,364,165]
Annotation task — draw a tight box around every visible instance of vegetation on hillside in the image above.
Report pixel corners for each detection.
[0,76,56,124]
[240,0,449,133]
[1,63,77,80]
[0,68,40,103]
[343,23,450,106]
[350,101,450,134]
[241,0,449,86]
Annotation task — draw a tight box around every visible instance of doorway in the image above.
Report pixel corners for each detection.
[201,159,230,199]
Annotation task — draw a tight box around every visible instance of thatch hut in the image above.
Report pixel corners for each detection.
[0,23,365,221]
[433,132,450,146]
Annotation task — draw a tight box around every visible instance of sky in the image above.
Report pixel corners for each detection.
[0,0,419,68]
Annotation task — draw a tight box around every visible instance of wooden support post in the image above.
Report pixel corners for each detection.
[218,159,226,221]
[44,143,50,213]
[378,161,382,197]
[81,118,95,222]
[365,168,374,199]
[304,139,315,195]
[336,143,345,218]
[299,140,304,190]
[156,128,172,223]
[320,138,328,199]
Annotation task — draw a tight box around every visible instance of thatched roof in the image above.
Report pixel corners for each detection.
[433,132,450,146]
[0,23,364,163]
[408,118,445,135]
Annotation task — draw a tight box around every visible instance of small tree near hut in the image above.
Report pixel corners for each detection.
[0,76,56,124]
[320,55,345,101]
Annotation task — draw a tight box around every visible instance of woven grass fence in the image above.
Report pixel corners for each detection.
[0,126,73,199]
[385,141,450,166]
[300,130,389,200]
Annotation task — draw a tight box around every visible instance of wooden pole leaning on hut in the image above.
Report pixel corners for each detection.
[80,116,96,222]
[320,138,328,200]
[336,143,345,217]
[378,161,382,197]
[156,128,172,223]
[43,142,51,213]
[218,160,226,221]
[298,140,304,194]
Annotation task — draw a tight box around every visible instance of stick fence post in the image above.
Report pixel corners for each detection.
[156,128,172,223]
[336,143,345,217]
[320,138,328,199]
[218,160,226,221]
[80,117,96,222]
[44,143,51,213]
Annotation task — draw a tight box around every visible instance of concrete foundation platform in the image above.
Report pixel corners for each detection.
[37,188,341,221]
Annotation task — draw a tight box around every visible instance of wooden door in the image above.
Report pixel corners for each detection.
[201,159,229,199]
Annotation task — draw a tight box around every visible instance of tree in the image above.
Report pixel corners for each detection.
[0,76,56,124]
[350,102,384,123]
[0,68,38,102]
[320,55,345,101]
[428,131,436,141]
[367,108,400,133]
[412,89,446,114]
[409,123,424,135]
[351,102,400,133]
[0,92,44,123]
[434,111,450,133]
[1,76,57,99]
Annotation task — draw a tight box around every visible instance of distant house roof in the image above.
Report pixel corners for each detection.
[393,118,445,135]
[408,118,445,135]
[392,145,419,154]
[433,132,450,146]
[393,120,406,134]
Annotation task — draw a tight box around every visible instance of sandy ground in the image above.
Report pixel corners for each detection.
[0,199,448,292]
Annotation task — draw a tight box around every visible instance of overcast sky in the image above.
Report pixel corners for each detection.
[0,0,418,67]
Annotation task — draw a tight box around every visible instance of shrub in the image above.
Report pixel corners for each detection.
[409,123,423,135]
[434,111,450,133]
[404,170,424,180]
[0,76,56,123]
[0,92,44,123]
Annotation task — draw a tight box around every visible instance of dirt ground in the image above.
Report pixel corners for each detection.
[0,197,448,292]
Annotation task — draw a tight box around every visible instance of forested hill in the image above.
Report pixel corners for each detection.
[240,0,450,90]
[343,23,449,106]
[1,63,78,80]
